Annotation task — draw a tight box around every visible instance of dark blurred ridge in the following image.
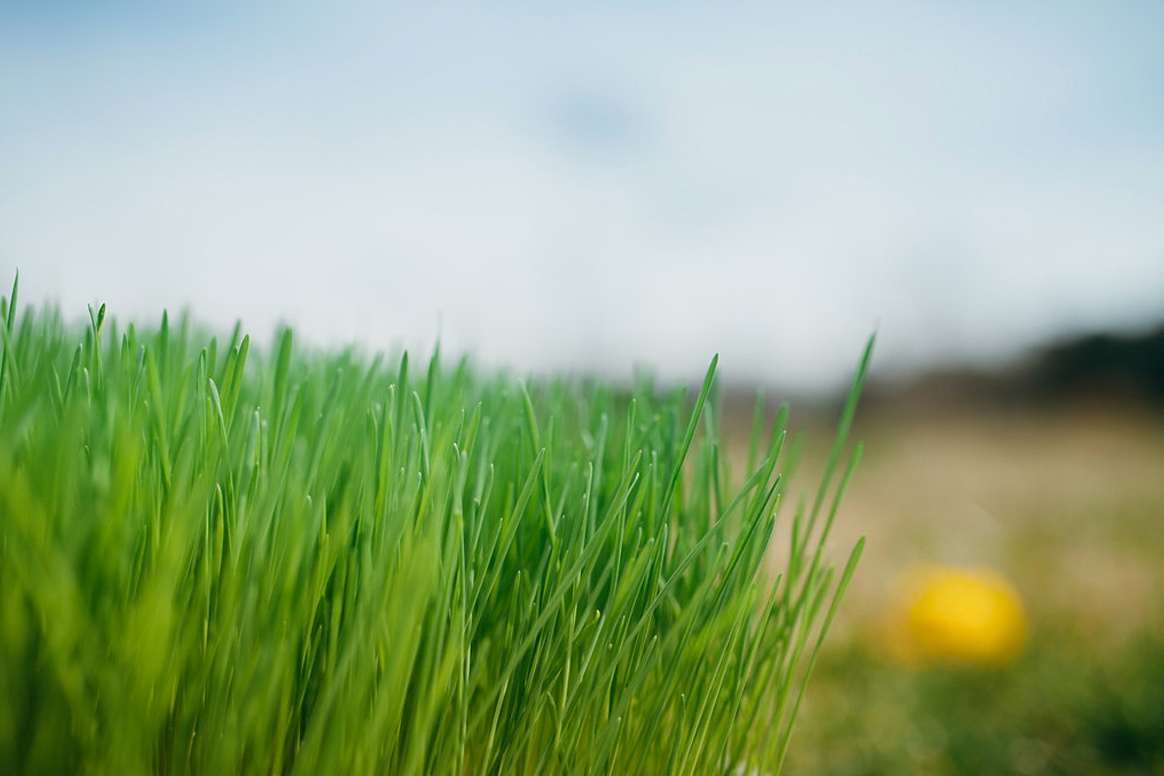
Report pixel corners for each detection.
[715,319,1164,422]
[856,319,1164,415]
[1032,320,1164,403]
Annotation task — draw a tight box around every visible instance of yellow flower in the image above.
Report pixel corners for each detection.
[885,565,1028,665]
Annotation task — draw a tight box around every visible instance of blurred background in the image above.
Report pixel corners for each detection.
[2,1,1162,772]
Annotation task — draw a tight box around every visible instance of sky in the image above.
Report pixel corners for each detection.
[2,0,1163,391]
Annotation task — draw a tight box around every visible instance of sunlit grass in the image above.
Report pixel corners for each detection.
[0,275,869,775]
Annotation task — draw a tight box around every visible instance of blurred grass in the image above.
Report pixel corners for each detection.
[774,402,1164,775]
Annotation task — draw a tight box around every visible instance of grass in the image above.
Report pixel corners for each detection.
[0,275,869,776]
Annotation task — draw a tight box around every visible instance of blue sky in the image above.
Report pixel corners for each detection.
[2,1,1162,389]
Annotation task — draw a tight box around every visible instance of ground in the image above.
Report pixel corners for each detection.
[731,398,1164,774]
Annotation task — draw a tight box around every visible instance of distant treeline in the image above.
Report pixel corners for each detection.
[848,320,1164,414]
[1032,320,1164,404]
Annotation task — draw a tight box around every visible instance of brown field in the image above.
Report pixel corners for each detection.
[812,402,1164,646]
[728,396,1164,774]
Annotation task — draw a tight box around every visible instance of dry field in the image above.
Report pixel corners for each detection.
[765,399,1164,774]
[820,402,1164,644]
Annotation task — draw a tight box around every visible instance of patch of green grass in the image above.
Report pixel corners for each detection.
[786,626,1164,776]
[0,275,868,775]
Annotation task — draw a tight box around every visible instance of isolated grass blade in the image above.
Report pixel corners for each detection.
[808,334,874,535]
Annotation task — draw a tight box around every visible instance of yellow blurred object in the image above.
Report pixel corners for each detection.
[885,565,1028,665]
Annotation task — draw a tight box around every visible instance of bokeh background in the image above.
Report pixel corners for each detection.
[3,1,1163,773]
